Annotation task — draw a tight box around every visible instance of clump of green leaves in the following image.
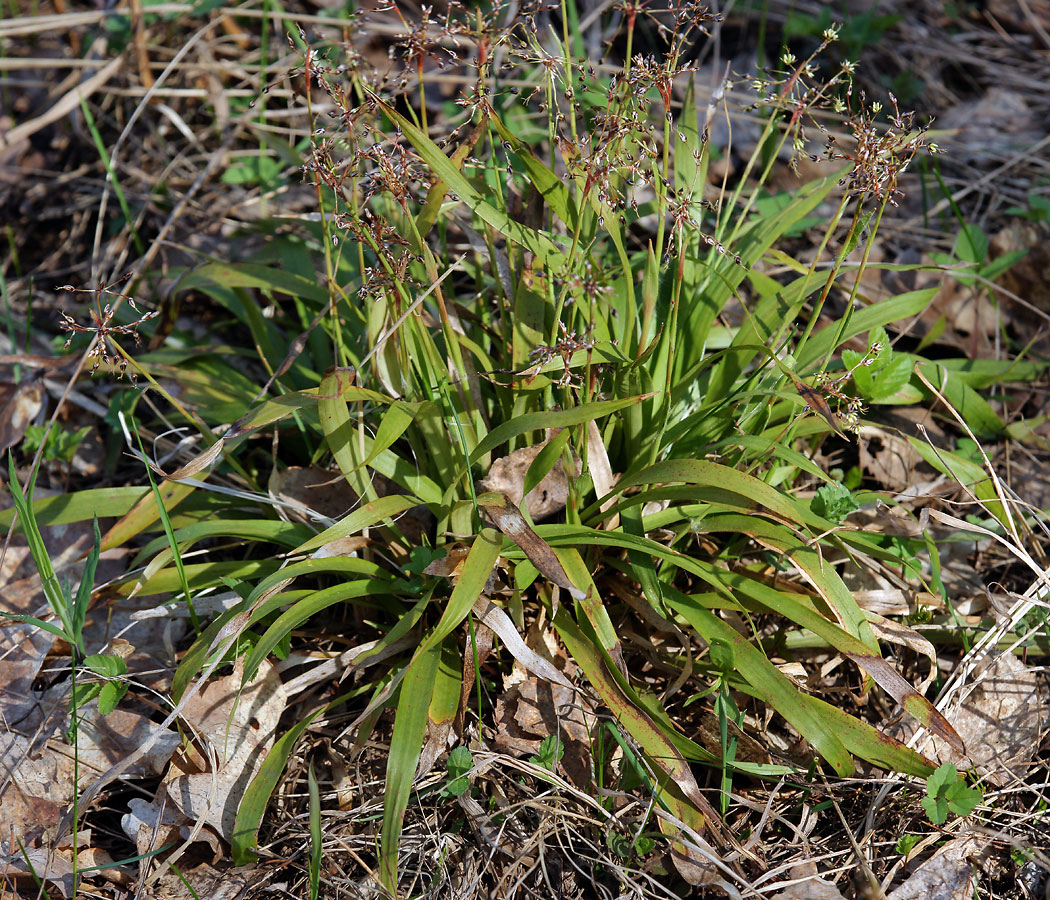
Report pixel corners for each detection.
[529,735,564,772]
[921,763,982,824]
[812,481,860,523]
[23,424,92,464]
[440,745,474,800]
[70,654,129,719]
[20,2,1048,893]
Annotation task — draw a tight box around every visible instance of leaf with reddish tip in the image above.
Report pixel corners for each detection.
[478,493,584,601]
[845,653,965,756]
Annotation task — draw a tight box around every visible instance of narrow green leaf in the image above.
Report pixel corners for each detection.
[470,396,645,463]
[602,458,805,525]
[521,429,573,505]
[488,110,577,229]
[242,580,390,684]
[663,586,853,775]
[179,261,329,304]
[380,644,441,892]
[419,529,502,655]
[795,289,938,371]
[292,494,422,555]
[0,487,149,532]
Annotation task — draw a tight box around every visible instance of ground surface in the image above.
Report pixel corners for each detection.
[1,1,1050,898]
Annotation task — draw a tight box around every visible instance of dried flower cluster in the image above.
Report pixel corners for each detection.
[750,24,939,204]
[528,323,595,386]
[56,274,158,381]
[809,341,884,434]
[815,90,940,206]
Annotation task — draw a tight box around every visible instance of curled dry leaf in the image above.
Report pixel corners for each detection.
[478,430,582,521]
[479,493,585,602]
[74,700,182,786]
[858,426,928,494]
[0,733,75,840]
[0,843,77,898]
[493,619,595,787]
[121,794,222,863]
[268,464,359,525]
[0,372,44,453]
[160,658,287,844]
[897,652,1046,783]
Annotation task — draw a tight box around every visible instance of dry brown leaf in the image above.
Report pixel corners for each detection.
[0,733,74,841]
[121,793,223,862]
[478,431,582,521]
[163,658,287,842]
[887,834,984,900]
[771,862,848,900]
[140,860,258,900]
[479,494,584,602]
[924,270,1001,358]
[900,653,1046,783]
[270,465,432,544]
[74,701,182,786]
[0,373,44,453]
[0,622,53,730]
[75,846,134,887]
[493,621,595,786]
[0,843,77,898]
[268,464,359,524]
[858,426,928,494]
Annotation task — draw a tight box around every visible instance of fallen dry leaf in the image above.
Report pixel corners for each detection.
[0,842,77,898]
[74,700,182,785]
[858,426,928,494]
[479,493,584,602]
[771,862,847,900]
[887,834,984,900]
[161,658,287,843]
[0,372,44,453]
[493,620,595,786]
[0,733,75,841]
[268,464,359,524]
[478,431,582,521]
[900,653,1046,783]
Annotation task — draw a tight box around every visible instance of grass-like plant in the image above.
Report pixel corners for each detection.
[15,2,1048,894]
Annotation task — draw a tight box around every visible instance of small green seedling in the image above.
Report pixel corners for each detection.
[606,827,656,860]
[811,480,860,523]
[529,735,564,772]
[921,763,982,824]
[842,327,917,404]
[70,653,130,718]
[23,424,92,464]
[930,223,1026,288]
[1005,193,1050,225]
[895,833,921,856]
[440,745,474,799]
